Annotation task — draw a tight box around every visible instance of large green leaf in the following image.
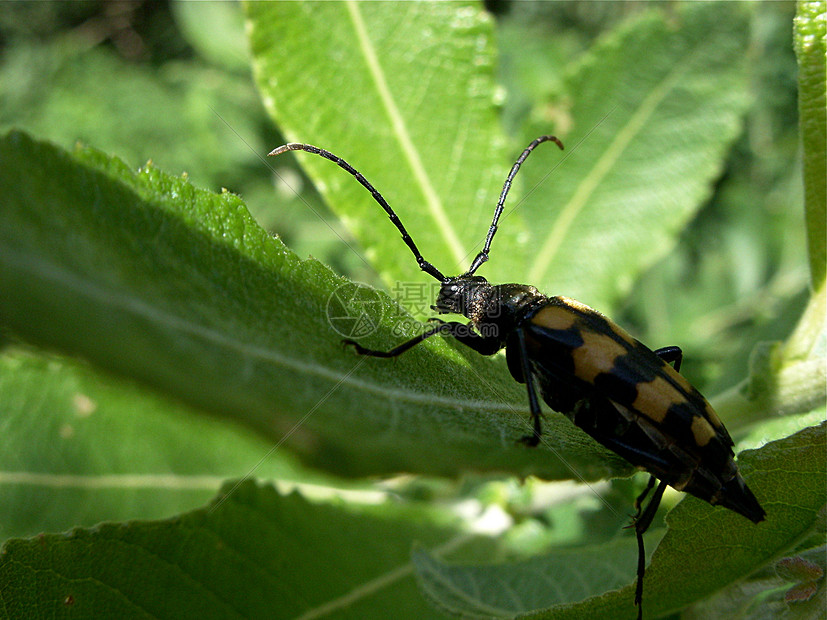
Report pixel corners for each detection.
[0,130,627,483]
[413,533,659,618]
[248,3,752,315]
[0,348,323,541]
[413,422,826,619]
[518,3,752,309]
[0,480,484,618]
[246,1,517,289]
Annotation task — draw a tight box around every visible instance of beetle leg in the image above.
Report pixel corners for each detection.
[632,475,658,517]
[344,320,502,357]
[631,477,668,620]
[515,328,543,447]
[654,346,682,372]
[343,321,446,357]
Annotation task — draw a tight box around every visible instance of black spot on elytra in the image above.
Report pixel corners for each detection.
[593,371,638,404]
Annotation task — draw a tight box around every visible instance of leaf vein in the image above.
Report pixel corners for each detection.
[528,37,706,283]
[345,0,466,266]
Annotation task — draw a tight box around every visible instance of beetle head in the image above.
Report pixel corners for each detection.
[434,275,491,322]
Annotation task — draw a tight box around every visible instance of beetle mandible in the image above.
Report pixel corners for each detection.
[269,136,765,619]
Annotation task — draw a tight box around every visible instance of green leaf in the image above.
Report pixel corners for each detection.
[0,347,322,541]
[246,1,517,289]
[518,3,752,309]
[413,533,660,618]
[413,422,826,619]
[794,0,827,290]
[0,130,628,482]
[0,480,476,618]
[249,3,752,315]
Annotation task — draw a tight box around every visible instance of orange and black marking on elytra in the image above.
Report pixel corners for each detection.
[270,135,766,620]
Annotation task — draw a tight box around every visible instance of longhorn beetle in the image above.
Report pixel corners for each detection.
[269,136,765,619]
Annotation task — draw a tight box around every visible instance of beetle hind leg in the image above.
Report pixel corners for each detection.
[626,475,668,620]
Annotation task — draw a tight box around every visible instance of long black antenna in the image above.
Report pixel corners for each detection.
[467,135,564,275]
[269,143,446,282]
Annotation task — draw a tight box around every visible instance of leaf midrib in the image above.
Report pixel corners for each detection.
[295,534,473,620]
[345,0,467,267]
[527,36,707,284]
[0,471,226,490]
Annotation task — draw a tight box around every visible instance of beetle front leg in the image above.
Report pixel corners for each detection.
[632,475,658,517]
[427,323,543,445]
[343,321,446,357]
[344,319,503,358]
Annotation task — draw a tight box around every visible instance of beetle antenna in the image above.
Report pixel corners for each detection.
[269,143,446,282]
[467,135,564,275]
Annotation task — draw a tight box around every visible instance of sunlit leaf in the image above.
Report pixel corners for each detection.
[246,1,516,289]
[518,3,752,310]
[0,130,627,483]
